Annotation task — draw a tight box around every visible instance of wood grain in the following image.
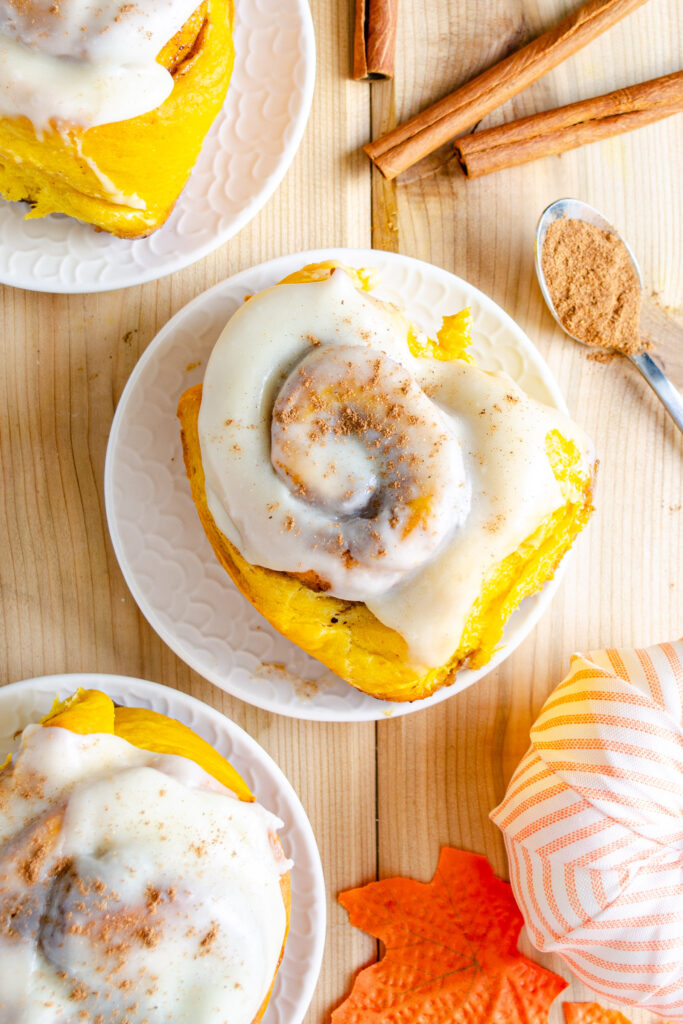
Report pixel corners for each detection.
[365,0,655,178]
[0,0,681,1022]
[371,1,682,1022]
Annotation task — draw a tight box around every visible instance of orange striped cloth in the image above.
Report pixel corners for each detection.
[491,641,683,1020]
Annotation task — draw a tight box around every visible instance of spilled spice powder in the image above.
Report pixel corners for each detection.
[542,217,644,354]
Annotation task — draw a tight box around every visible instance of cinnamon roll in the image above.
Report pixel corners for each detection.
[178,262,596,702]
[0,689,291,1023]
[0,0,234,236]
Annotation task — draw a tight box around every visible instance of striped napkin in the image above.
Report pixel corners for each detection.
[491,641,683,1020]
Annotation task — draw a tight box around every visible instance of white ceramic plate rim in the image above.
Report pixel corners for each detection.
[0,672,326,1024]
[105,247,571,721]
[0,0,316,294]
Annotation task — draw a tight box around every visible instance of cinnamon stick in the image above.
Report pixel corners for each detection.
[364,0,651,178]
[455,72,683,178]
[354,0,399,80]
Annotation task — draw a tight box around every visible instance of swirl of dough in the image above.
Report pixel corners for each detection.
[270,344,468,577]
[194,265,595,674]
[197,267,473,604]
[0,725,289,1024]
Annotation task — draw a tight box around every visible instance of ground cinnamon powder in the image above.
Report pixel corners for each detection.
[541,217,643,354]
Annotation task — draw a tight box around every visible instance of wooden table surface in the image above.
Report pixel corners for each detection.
[1,0,682,1021]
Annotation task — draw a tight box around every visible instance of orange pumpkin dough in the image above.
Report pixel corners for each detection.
[0,0,234,237]
[177,263,596,703]
[40,686,253,799]
[0,687,290,1024]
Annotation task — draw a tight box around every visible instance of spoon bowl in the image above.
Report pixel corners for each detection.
[534,198,683,433]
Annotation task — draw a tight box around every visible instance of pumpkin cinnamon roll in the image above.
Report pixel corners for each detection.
[0,689,291,1023]
[0,0,234,236]
[178,262,596,702]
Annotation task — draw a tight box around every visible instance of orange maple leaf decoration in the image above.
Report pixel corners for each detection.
[334,847,567,1024]
[564,1003,677,1024]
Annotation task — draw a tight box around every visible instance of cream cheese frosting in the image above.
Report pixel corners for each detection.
[198,268,593,667]
[0,0,202,128]
[0,723,290,1024]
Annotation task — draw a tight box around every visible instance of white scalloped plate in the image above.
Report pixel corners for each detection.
[0,672,326,1024]
[105,248,572,721]
[0,0,315,293]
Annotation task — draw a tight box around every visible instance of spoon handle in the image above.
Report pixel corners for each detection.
[628,351,683,434]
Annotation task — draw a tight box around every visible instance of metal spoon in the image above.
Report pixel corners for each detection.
[535,198,683,433]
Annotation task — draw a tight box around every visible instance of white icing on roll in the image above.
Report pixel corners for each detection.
[0,723,290,1024]
[269,344,470,591]
[199,268,593,667]
[0,0,202,128]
